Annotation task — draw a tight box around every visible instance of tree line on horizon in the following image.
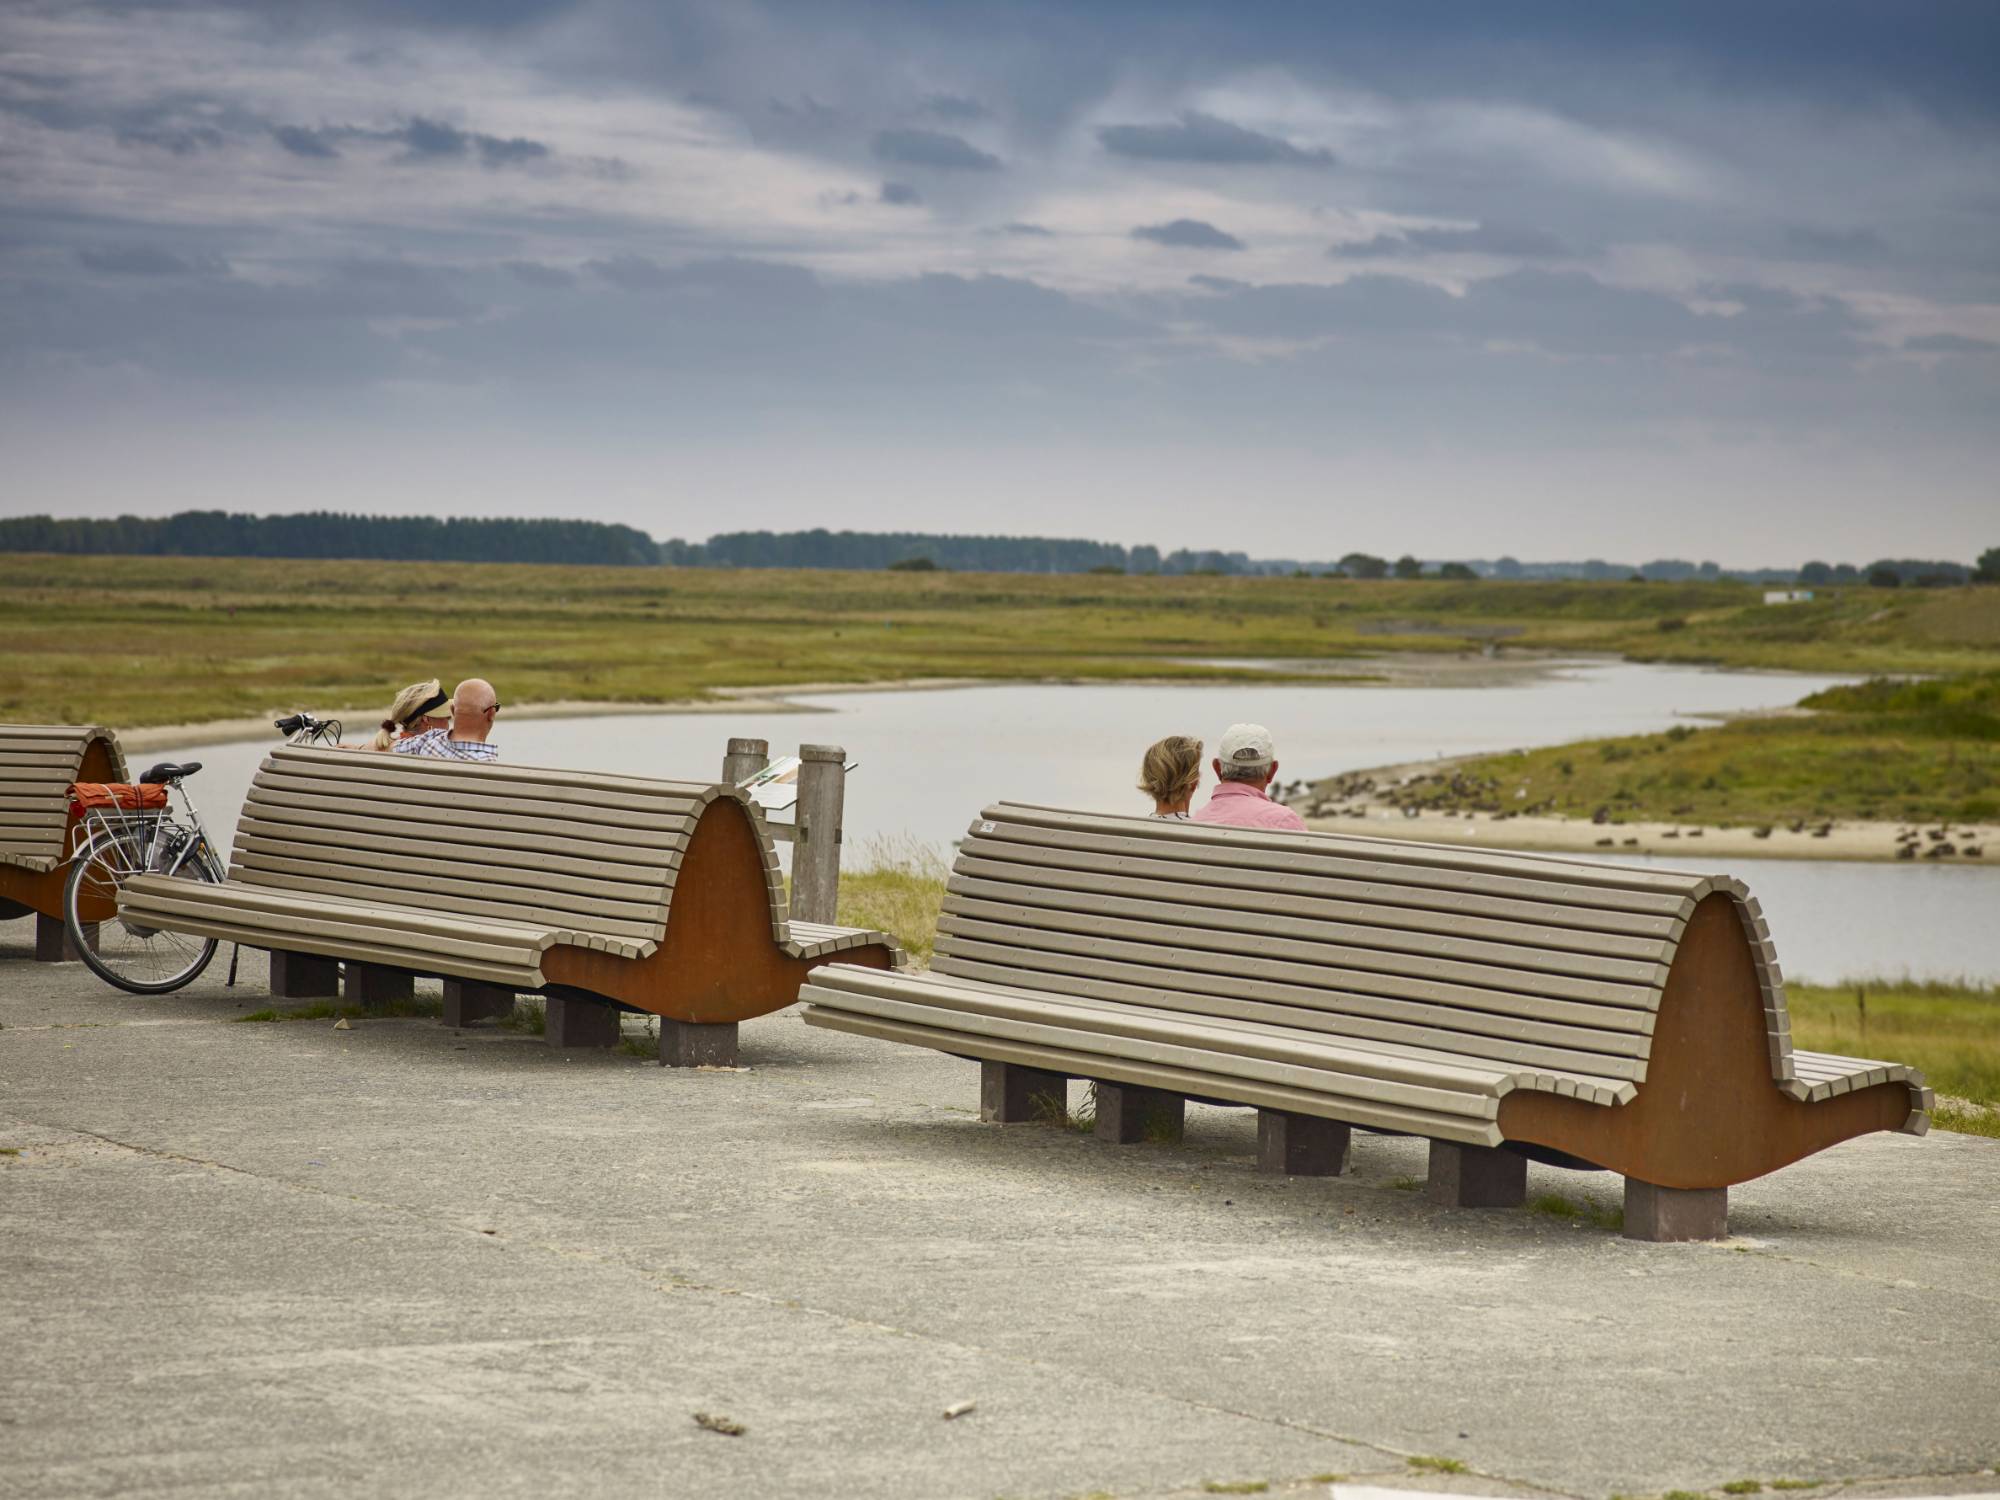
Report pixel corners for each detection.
[0,511,1991,588]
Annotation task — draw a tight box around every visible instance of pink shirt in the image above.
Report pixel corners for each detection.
[1192,780,1307,832]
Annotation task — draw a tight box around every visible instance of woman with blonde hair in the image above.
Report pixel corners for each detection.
[1138,735,1203,820]
[370,679,452,752]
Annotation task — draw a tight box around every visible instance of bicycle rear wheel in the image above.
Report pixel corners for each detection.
[65,829,222,994]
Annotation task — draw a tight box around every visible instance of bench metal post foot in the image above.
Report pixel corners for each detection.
[35,914,93,962]
[979,1060,1068,1124]
[1257,1110,1350,1176]
[1624,1180,1728,1241]
[659,1019,738,1067]
[442,979,515,1027]
[545,994,620,1048]
[1094,1083,1185,1145]
[345,961,413,1014]
[270,950,340,999]
[1426,1140,1527,1208]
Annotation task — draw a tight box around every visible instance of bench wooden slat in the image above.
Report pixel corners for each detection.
[235,864,666,944]
[803,1005,1504,1145]
[937,915,1660,1034]
[988,802,1714,900]
[230,814,682,882]
[246,778,698,844]
[965,819,1697,921]
[239,795,686,868]
[230,845,670,916]
[268,745,713,806]
[818,985,1503,1119]
[925,954,1649,1080]
[947,872,1673,986]
[951,850,1681,958]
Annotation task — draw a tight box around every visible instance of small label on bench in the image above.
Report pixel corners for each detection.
[979,821,995,833]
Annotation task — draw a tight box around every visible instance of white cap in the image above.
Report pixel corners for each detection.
[1218,723,1275,768]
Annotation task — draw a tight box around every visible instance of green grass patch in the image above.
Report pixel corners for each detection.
[836,837,951,964]
[1722,1481,1764,1494]
[1397,671,2000,826]
[502,999,547,1036]
[231,995,441,1023]
[1768,1481,1821,1491]
[0,1146,20,1157]
[1664,1490,1708,1500]
[1529,1192,1624,1231]
[1390,1175,1421,1191]
[1202,1483,1269,1495]
[1407,1456,1468,1474]
[1787,978,2000,1118]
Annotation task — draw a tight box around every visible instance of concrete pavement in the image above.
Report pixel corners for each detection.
[2,924,1996,1500]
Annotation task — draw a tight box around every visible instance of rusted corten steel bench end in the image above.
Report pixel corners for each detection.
[801,802,1929,1242]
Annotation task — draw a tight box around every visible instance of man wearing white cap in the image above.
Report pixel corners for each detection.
[1192,723,1307,832]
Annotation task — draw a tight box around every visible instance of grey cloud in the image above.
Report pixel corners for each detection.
[1098,110,1333,167]
[115,123,225,155]
[996,221,1053,236]
[270,124,341,159]
[1785,225,1890,262]
[871,127,1001,171]
[1132,218,1244,251]
[395,116,550,166]
[1332,224,1570,259]
[504,260,575,288]
[879,181,922,206]
[920,93,989,121]
[1906,332,1998,353]
[77,245,227,276]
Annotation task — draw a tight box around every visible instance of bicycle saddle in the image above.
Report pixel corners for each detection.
[140,761,202,783]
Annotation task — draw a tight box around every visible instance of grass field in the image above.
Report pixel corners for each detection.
[837,848,1999,1135]
[1387,670,2000,827]
[3,552,1998,730]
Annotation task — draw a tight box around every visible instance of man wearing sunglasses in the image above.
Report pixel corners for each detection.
[393,677,502,763]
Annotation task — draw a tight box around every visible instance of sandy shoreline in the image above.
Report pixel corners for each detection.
[1298,754,1994,864]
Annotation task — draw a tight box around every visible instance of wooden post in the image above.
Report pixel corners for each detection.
[1426,1140,1527,1208]
[722,737,770,787]
[1257,1110,1350,1176]
[790,744,847,926]
[1095,1083,1185,1144]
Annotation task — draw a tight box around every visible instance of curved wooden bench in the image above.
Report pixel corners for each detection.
[801,802,1930,1240]
[119,745,902,1063]
[0,723,127,960]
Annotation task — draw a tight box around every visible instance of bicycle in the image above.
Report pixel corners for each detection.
[61,711,342,994]
[63,759,226,993]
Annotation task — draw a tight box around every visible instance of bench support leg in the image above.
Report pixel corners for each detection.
[1094,1083,1184,1145]
[1257,1110,1350,1176]
[441,979,515,1027]
[345,961,413,1014]
[659,1019,738,1068]
[1426,1140,1527,1208]
[35,914,94,963]
[545,994,620,1049]
[1624,1180,1728,1242]
[270,950,340,1000]
[979,1061,1068,1125]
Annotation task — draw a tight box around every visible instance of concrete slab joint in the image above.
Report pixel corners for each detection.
[1426,1139,1528,1208]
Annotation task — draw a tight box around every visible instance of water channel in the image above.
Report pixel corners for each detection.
[171,659,1997,986]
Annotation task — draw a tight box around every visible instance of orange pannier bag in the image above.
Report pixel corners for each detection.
[68,782,169,812]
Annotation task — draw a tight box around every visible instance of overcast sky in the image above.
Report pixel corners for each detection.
[3,0,1996,564]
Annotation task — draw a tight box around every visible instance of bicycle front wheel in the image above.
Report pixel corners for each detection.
[65,831,222,994]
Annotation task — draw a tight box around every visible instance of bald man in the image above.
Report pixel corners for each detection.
[392,678,501,763]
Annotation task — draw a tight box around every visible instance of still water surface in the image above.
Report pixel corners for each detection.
[176,660,1997,985]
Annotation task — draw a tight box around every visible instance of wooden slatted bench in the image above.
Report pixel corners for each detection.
[800,802,1931,1241]
[117,745,903,1064]
[0,722,127,962]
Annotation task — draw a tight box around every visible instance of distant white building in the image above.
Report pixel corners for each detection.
[1763,589,1816,605]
